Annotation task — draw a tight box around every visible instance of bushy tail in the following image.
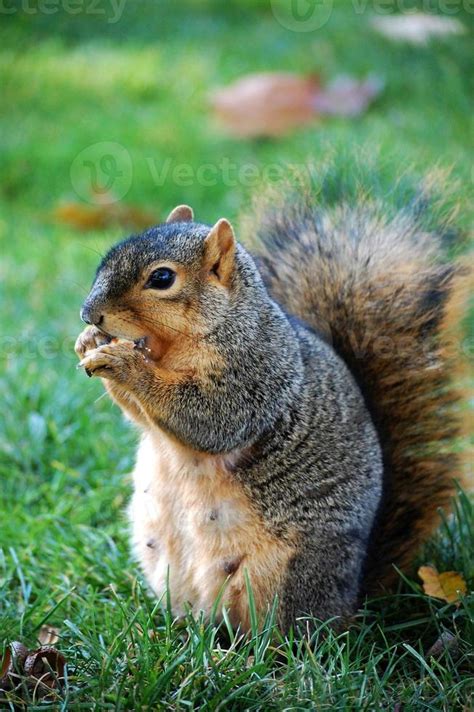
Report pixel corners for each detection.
[245,172,468,591]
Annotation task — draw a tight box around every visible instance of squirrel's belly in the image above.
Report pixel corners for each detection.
[129,432,295,628]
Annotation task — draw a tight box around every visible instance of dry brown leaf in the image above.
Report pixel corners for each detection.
[54,201,157,232]
[426,631,459,660]
[0,642,28,691]
[37,625,60,646]
[0,649,10,688]
[211,72,382,138]
[312,75,383,117]
[372,13,465,45]
[418,565,467,604]
[23,647,66,693]
[211,72,320,138]
[0,642,65,701]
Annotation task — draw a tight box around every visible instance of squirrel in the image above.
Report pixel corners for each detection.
[75,180,467,633]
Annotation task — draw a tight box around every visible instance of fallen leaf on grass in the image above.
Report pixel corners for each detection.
[418,565,467,605]
[211,72,382,138]
[23,647,66,694]
[312,75,383,117]
[0,642,65,700]
[371,13,465,45]
[211,72,320,138]
[426,631,459,660]
[37,625,60,646]
[0,642,28,691]
[54,201,157,232]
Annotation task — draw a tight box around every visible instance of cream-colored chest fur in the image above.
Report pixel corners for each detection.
[129,431,295,629]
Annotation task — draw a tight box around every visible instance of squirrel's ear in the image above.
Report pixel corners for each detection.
[204,218,236,285]
[166,205,194,223]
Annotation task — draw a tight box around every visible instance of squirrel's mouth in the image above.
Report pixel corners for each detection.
[97,327,150,352]
[133,337,152,353]
[97,319,164,361]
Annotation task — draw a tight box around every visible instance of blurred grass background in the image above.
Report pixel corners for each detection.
[0,0,472,708]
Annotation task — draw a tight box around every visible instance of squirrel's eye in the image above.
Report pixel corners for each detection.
[145,267,176,290]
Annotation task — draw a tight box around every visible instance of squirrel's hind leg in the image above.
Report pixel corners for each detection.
[277,531,369,631]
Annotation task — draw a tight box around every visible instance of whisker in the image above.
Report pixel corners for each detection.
[56,278,91,295]
[126,305,202,342]
[94,391,109,404]
[139,315,199,341]
[78,242,106,260]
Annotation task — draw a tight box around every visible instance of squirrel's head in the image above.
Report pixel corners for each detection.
[80,205,238,359]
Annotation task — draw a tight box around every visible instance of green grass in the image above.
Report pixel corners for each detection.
[0,0,473,708]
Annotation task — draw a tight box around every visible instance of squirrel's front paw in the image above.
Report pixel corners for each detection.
[78,340,146,383]
[75,325,111,359]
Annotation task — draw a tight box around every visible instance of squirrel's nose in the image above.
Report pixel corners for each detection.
[80,303,104,326]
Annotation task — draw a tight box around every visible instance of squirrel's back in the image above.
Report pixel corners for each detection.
[246,174,468,591]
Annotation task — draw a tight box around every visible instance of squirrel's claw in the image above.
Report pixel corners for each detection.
[77,359,94,376]
[77,341,142,383]
[75,325,112,359]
